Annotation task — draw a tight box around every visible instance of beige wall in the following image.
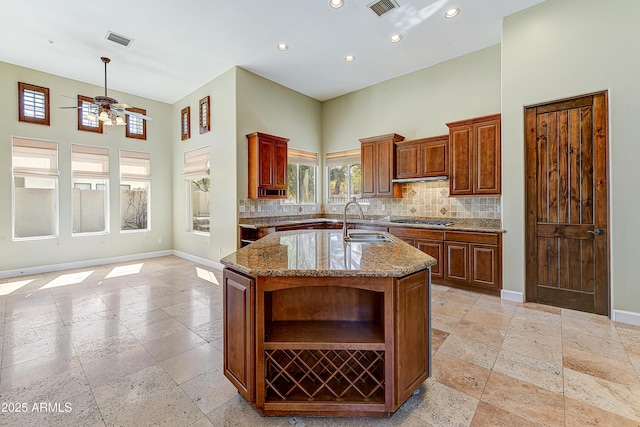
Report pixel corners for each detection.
[322,45,502,155]
[0,61,173,273]
[502,0,640,314]
[171,67,237,263]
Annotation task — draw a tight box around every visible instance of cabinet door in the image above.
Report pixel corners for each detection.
[415,239,443,281]
[474,119,501,195]
[273,139,288,190]
[422,139,449,177]
[395,269,430,406]
[449,126,473,195]
[444,241,469,282]
[376,140,395,196]
[258,138,274,188]
[223,269,255,403]
[361,142,376,197]
[470,244,500,289]
[396,143,421,179]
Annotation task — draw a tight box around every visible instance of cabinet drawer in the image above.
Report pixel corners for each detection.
[445,231,498,245]
[388,227,445,241]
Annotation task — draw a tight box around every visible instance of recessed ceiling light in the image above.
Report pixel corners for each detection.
[277,43,288,51]
[344,55,356,62]
[390,34,402,43]
[444,7,460,18]
[329,0,344,8]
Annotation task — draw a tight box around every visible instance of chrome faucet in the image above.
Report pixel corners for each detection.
[343,197,364,240]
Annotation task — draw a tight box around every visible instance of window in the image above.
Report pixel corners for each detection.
[199,96,210,134]
[285,148,318,204]
[18,82,50,126]
[71,145,109,235]
[326,149,362,203]
[12,138,59,239]
[181,106,190,140]
[120,150,150,231]
[77,95,102,133]
[183,147,210,234]
[126,107,147,140]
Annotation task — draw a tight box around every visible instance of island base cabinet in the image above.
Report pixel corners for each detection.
[222,269,432,418]
[394,269,431,407]
[223,269,255,403]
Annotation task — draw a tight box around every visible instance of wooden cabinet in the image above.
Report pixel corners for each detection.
[447,114,501,196]
[360,133,404,198]
[223,269,255,402]
[395,135,449,180]
[247,132,289,199]
[389,227,502,293]
[389,227,444,281]
[444,231,502,291]
[394,269,430,406]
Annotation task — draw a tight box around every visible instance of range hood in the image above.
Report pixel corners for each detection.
[392,176,449,183]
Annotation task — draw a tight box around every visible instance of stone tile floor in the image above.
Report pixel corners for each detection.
[0,255,639,426]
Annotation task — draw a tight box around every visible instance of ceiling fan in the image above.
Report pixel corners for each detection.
[61,57,152,126]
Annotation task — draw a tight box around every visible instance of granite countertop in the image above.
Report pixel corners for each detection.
[239,215,504,233]
[221,229,436,278]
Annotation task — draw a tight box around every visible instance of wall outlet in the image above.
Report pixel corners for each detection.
[218,247,222,254]
[381,205,386,211]
[282,207,288,213]
[257,205,262,212]
[362,207,368,213]
[250,205,255,212]
[239,205,245,213]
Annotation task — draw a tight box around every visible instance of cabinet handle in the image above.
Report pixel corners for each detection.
[587,228,604,236]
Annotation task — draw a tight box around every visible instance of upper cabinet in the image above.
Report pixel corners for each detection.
[247,132,289,199]
[395,134,449,180]
[360,133,404,198]
[447,114,501,196]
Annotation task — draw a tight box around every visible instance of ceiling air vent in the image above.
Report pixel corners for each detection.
[105,30,134,47]
[368,0,399,17]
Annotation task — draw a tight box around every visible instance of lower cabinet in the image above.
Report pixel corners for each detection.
[389,227,502,293]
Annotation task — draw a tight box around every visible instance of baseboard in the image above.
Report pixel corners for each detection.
[172,250,224,271]
[0,250,174,279]
[612,309,640,327]
[501,289,524,303]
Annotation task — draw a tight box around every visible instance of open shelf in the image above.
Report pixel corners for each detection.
[265,321,385,350]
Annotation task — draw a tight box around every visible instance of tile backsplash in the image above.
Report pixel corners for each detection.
[239,180,500,220]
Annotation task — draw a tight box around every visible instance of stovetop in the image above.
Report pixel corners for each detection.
[390,219,454,226]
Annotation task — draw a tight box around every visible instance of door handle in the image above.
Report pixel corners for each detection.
[588,228,604,236]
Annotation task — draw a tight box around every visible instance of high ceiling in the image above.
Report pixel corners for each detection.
[1,0,544,104]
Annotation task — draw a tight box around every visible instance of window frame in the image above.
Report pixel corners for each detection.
[120,150,151,233]
[71,144,110,236]
[12,137,59,241]
[199,96,210,134]
[183,147,210,235]
[284,148,319,205]
[126,107,147,140]
[326,149,363,204]
[77,95,103,133]
[181,106,190,141]
[18,82,50,126]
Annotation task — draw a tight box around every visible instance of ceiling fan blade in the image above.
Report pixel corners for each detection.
[60,94,78,100]
[122,109,153,121]
[112,103,130,109]
[59,106,83,109]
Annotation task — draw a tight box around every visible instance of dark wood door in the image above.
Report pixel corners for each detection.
[525,92,609,315]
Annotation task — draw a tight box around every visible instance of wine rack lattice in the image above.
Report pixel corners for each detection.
[264,349,385,403]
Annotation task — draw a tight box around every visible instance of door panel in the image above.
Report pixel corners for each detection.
[525,92,609,315]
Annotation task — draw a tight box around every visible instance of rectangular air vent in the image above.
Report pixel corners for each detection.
[105,30,133,47]
[368,0,399,17]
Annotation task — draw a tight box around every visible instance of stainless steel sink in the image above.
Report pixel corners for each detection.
[344,232,393,243]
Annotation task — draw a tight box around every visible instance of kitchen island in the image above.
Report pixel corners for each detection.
[221,229,436,418]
